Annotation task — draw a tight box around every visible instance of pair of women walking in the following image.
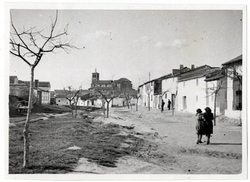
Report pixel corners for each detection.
[196,107,214,145]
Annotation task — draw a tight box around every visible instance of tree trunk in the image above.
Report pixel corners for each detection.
[102,100,106,116]
[214,93,217,126]
[106,101,110,118]
[23,66,34,168]
[75,101,77,118]
[136,99,138,111]
[148,94,150,111]
[69,101,73,117]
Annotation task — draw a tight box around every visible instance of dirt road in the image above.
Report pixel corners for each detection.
[73,107,242,175]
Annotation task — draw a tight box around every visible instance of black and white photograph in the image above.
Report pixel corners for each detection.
[3,2,248,181]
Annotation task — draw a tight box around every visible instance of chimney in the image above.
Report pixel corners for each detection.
[180,64,184,69]
[35,79,39,88]
[191,64,195,69]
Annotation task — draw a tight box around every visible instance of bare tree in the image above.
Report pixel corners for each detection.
[123,89,137,109]
[64,86,80,117]
[9,11,80,168]
[94,89,118,118]
[225,65,242,86]
[207,79,226,126]
[74,90,82,118]
[123,92,131,109]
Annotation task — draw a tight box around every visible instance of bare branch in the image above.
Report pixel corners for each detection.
[41,10,59,49]
[10,13,38,57]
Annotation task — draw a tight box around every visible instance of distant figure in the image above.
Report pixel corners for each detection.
[161,100,165,112]
[203,107,214,145]
[167,99,171,110]
[195,108,205,144]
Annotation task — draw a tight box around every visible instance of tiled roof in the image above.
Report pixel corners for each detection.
[34,87,49,92]
[38,82,51,87]
[178,65,214,82]
[19,80,51,88]
[205,74,225,82]
[222,55,242,66]
[138,67,191,88]
[115,78,131,83]
[95,80,113,84]
[204,68,225,82]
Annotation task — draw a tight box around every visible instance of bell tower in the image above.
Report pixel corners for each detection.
[92,69,99,83]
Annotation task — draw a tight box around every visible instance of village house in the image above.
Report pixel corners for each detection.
[9,76,51,105]
[138,65,190,111]
[161,65,190,110]
[138,80,154,109]
[176,65,218,113]
[153,75,168,109]
[54,89,94,107]
[221,55,242,119]
[138,83,146,107]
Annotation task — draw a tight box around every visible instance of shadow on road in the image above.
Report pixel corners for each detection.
[210,143,242,146]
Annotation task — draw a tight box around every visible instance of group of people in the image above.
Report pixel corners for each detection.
[196,107,214,145]
[161,99,171,112]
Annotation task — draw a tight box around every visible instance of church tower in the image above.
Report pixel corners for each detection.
[92,69,99,85]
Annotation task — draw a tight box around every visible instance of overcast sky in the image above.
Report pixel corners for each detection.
[9,9,242,90]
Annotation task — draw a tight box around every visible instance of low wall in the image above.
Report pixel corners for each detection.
[224,109,242,119]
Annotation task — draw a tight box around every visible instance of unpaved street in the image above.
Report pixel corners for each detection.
[73,107,242,174]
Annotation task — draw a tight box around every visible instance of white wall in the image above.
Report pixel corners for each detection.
[146,82,154,108]
[138,82,154,108]
[112,97,124,106]
[177,77,207,113]
[224,64,242,119]
[162,77,178,110]
[41,91,50,104]
[56,98,69,106]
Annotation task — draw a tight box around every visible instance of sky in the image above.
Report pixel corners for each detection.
[9,9,243,90]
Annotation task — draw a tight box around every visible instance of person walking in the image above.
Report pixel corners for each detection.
[161,100,165,112]
[195,108,205,144]
[167,99,171,110]
[203,107,214,145]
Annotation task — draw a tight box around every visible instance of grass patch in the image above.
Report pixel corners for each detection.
[9,117,144,174]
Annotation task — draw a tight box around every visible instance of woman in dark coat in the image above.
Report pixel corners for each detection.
[195,108,205,144]
[203,107,214,145]
[161,100,165,112]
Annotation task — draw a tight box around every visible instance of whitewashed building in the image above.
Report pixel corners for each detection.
[177,65,215,113]
[222,55,242,119]
[138,80,154,109]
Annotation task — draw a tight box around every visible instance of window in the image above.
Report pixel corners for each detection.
[58,100,60,102]
[235,90,242,110]
[165,94,167,99]
[196,95,198,102]
[196,79,199,86]
[233,79,242,110]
